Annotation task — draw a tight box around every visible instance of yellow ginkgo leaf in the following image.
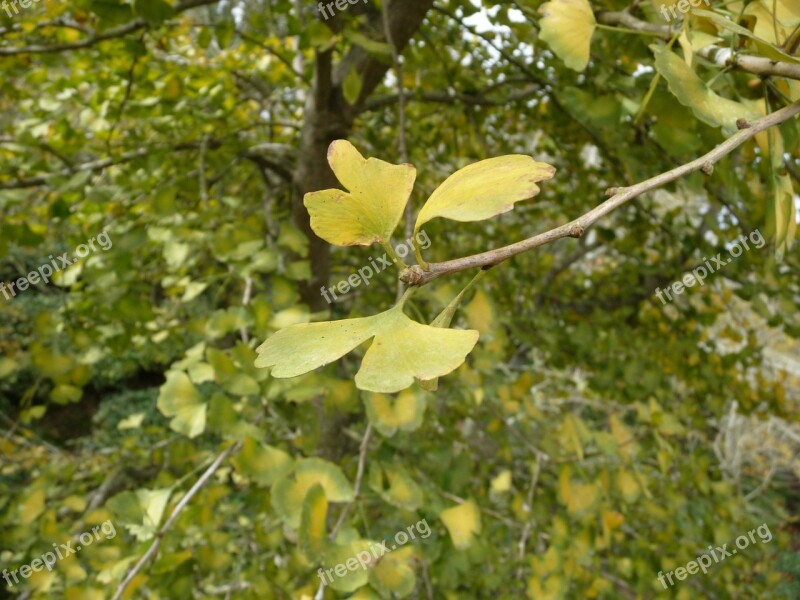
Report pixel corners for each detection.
[299,484,328,560]
[539,0,597,72]
[651,44,759,135]
[414,156,555,232]
[255,301,479,394]
[370,464,424,510]
[364,389,427,436]
[271,458,353,528]
[231,436,294,487]
[304,140,416,246]
[440,500,482,550]
[616,469,641,503]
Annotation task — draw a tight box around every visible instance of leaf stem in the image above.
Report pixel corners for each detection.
[414,232,429,270]
[382,241,408,269]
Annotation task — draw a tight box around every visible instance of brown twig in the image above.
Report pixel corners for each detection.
[110,443,240,600]
[401,100,800,286]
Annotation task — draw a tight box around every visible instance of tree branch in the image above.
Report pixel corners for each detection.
[0,0,219,56]
[596,11,800,81]
[110,443,240,600]
[400,101,800,286]
[364,86,541,111]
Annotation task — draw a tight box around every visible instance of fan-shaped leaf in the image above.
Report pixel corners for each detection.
[539,0,596,72]
[304,140,416,246]
[651,44,759,135]
[255,304,479,393]
[414,156,555,232]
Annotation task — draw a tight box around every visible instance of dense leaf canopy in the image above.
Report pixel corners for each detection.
[1,0,800,598]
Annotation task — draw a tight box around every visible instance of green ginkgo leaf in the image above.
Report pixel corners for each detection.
[271,458,354,528]
[304,140,416,247]
[369,464,424,510]
[651,44,759,135]
[539,0,597,72]
[368,546,417,598]
[299,484,329,560]
[107,488,172,541]
[255,300,479,394]
[769,173,797,260]
[414,156,555,233]
[231,436,294,487]
[156,371,207,438]
[323,539,375,592]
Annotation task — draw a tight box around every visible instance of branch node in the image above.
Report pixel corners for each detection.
[568,224,585,238]
[700,161,714,175]
[604,187,623,198]
[736,118,752,130]
[400,266,425,285]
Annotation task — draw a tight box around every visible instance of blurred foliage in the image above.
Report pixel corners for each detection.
[1,0,800,598]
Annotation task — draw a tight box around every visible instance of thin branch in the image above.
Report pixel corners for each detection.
[596,11,800,81]
[110,443,240,600]
[401,100,800,286]
[0,0,219,56]
[365,86,540,111]
[238,31,310,83]
[330,422,373,538]
[383,0,411,301]
[106,33,145,152]
[516,454,542,579]
[314,423,373,600]
[0,135,287,190]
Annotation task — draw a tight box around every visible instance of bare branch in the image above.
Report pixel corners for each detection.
[0,0,220,56]
[110,443,240,600]
[401,101,800,286]
[596,11,800,81]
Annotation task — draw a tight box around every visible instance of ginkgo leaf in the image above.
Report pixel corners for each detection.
[304,140,416,246]
[255,303,479,394]
[369,464,424,510]
[364,389,427,436]
[698,8,800,64]
[768,173,797,260]
[255,314,377,378]
[299,484,328,560]
[616,469,641,503]
[107,488,172,541]
[440,500,482,550]
[156,371,207,438]
[322,539,375,592]
[651,44,759,135]
[538,0,597,72]
[231,436,294,487]
[558,468,601,515]
[369,546,417,598]
[354,308,479,393]
[271,458,353,528]
[414,156,555,232]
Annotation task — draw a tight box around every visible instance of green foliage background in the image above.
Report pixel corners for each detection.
[1,0,800,598]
